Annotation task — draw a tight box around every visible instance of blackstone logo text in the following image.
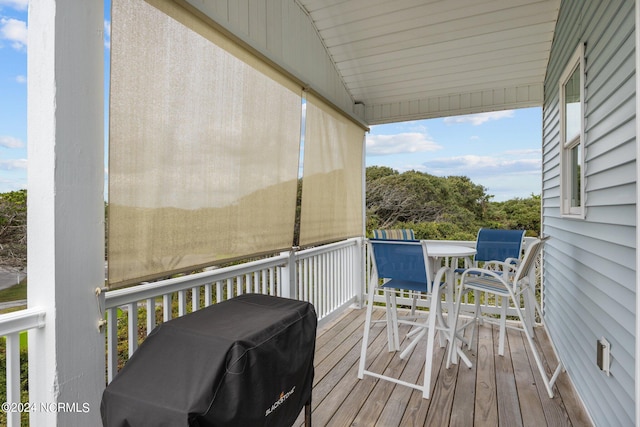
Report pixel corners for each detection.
[265,386,296,417]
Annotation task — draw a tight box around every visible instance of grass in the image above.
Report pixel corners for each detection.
[0,279,27,314]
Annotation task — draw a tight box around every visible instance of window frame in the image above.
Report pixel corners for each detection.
[559,43,586,219]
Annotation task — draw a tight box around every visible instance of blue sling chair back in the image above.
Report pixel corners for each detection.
[474,228,526,266]
[358,239,471,399]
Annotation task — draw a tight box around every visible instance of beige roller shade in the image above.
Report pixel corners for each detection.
[299,93,365,247]
[108,0,302,287]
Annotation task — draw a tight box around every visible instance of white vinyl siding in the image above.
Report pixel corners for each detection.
[542,1,635,426]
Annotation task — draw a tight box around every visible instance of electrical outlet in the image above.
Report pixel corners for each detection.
[596,337,610,376]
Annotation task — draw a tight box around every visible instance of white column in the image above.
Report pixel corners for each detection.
[27,0,105,425]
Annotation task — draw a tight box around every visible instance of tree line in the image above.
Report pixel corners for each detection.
[366,166,540,240]
[0,172,540,269]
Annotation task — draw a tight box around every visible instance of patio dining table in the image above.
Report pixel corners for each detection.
[397,241,476,365]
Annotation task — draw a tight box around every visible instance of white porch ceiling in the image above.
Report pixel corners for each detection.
[296,0,560,124]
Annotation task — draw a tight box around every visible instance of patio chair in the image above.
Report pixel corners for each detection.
[447,237,563,398]
[454,228,526,355]
[371,228,421,315]
[358,239,469,399]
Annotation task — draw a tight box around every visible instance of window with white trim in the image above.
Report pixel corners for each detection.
[560,44,585,218]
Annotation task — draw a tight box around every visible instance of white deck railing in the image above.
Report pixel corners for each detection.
[102,237,363,382]
[0,307,46,427]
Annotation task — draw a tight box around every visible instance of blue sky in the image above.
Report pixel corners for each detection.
[0,0,541,202]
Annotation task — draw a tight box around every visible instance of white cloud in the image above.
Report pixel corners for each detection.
[0,158,27,170]
[104,20,111,49]
[504,148,542,156]
[444,110,515,126]
[0,17,27,50]
[15,74,25,83]
[366,132,442,156]
[0,135,23,148]
[0,0,28,11]
[424,154,540,178]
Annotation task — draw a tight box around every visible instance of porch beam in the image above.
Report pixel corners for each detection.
[27,0,105,425]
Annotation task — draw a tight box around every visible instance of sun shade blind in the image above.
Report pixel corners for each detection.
[299,93,365,247]
[108,0,302,287]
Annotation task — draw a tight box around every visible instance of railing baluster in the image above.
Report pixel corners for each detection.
[227,278,234,299]
[107,307,118,382]
[216,281,223,302]
[6,332,21,427]
[146,298,156,336]
[192,287,199,312]
[127,302,138,357]
[163,294,171,322]
[268,268,275,296]
[178,290,187,317]
[204,283,212,307]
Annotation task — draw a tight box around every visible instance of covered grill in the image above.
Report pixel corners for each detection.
[101,293,316,426]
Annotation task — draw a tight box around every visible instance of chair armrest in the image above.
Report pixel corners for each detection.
[460,267,510,285]
[482,260,517,273]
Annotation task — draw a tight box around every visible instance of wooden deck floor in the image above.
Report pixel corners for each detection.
[295,307,592,427]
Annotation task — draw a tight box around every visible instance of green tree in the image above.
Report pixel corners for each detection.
[366,170,447,227]
[365,165,398,181]
[366,168,491,230]
[0,190,27,269]
[486,194,541,236]
[365,166,541,238]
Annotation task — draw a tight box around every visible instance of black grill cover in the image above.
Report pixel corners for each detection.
[101,294,316,427]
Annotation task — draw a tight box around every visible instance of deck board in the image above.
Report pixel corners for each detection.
[295,307,592,427]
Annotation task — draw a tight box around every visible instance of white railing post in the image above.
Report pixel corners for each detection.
[280,248,298,299]
[353,237,365,308]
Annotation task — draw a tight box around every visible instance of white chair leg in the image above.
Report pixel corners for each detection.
[466,289,481,349]
[498,296,508,356]
[446,284,464,369]
[523,278,536,336]
[389,291,400,351]
[422,283,440,399]
[513,303,562,398]
[410,292,417,316]
[358,281,377,379]
[384,291,399,351]
[436,296,447,348]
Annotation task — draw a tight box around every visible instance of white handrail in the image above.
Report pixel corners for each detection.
[0,307,46,336]
[105,255,289,309]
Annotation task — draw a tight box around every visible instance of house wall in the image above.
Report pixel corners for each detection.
[182,0,361,123]
[542,1,636,425]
